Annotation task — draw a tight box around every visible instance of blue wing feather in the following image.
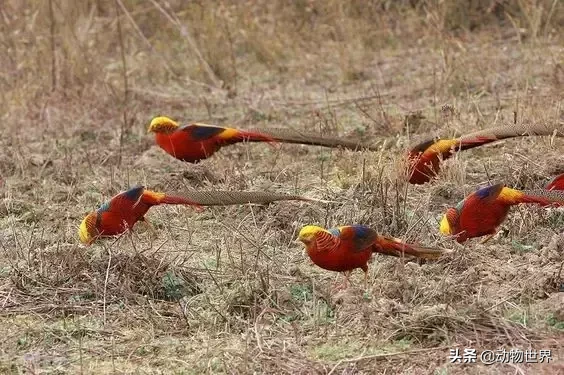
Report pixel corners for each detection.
[332,225,378,252]
[349,224,373,239]
[475,186,493,199]
[97,201,110,213]
[474,183,504,201]
[183,124,226,141]
[454,199,465,212]
[327,228,340,237]
[97,186,144,213]
[123,185,145,201]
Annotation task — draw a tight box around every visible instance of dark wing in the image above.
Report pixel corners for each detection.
[335,225,380,252]
[100,185,144,213]
[181,124,227,141]
[472,183,505,203]
[122,185,145,201]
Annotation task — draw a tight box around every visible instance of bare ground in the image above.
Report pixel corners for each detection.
[1,1,563,374]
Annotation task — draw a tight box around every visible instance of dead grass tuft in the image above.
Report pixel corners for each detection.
[5,244,203,317]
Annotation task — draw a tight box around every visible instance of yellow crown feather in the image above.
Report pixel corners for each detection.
[297,225,329,242]
[148,116,180,134]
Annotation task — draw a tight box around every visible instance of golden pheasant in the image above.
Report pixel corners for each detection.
[78,185,202,245]
[407,122,563,184]
[297,224,449,288]
[440,183,564,243]
[79,186,330,244]
[148,116,379,163]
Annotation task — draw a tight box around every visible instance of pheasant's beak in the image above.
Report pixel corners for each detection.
[296,236,311,246]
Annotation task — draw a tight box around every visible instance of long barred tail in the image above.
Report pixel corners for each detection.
[546,173,564,191]
[519,189,564,207]
[247,127,382,151]
[456,136,500,151]
[373,235,451,259]
[172,190,333,206]
[459,122,564,144]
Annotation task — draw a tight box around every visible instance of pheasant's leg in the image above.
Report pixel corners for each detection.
[331,271,353,291]
[343,270,352,289]
[479,231,497,244]
[192,204,205,213]
[360,264,370,290]
[140,217,158,239]
[126,229,136,245]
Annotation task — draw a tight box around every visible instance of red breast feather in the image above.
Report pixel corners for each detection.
[458,195,511,240]
[155,131,218,162]
[306,232,371,272]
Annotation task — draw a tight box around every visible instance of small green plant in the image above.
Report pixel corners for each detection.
[311,342,362,361]
[545,211,564,229]
[315,299,335,322]
[68,291,95,303]
[162,271,186,301]
[17,335,29,349]
[202,258,218,270]
[290,283,313,302]
[510,240,536,254]
[546,314,564,330]
[507,310,528,326]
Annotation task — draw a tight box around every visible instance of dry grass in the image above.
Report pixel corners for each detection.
[1,0,563,373]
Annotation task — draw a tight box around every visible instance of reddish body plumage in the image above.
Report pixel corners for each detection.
[305,227,372,274]
[149,117,275,163]
[440,183,564,243]
[154,126,275,163]
[546,173,564,191]
[408,137,493,184]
